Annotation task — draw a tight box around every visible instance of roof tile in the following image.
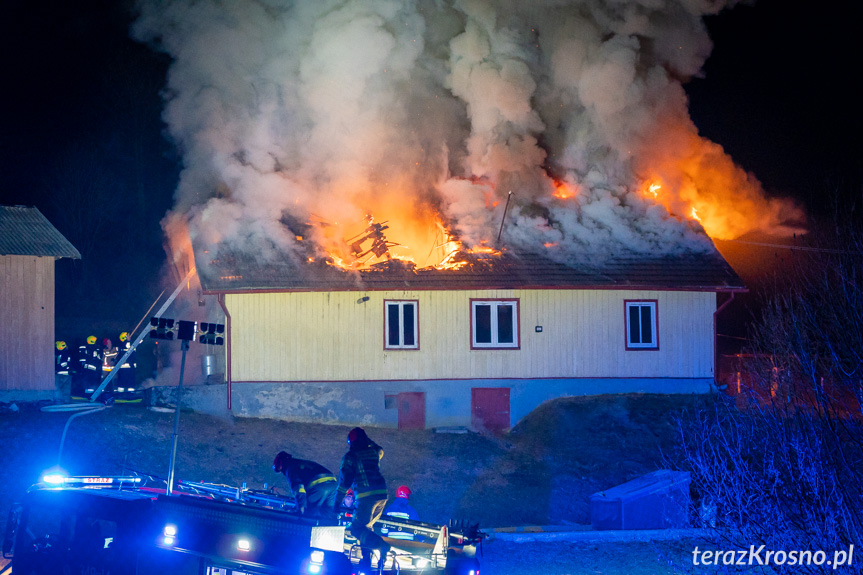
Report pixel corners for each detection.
[0,205,81,259]
[196,245,745,293]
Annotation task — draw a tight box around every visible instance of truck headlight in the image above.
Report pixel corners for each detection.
[162,524,177,546]
[306,549,325,574]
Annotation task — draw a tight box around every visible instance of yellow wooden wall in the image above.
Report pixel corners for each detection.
[0,255,55,392]
[225,289,716,382]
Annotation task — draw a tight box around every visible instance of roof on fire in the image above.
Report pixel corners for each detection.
[195,244,746,294]
[0,205,81,259]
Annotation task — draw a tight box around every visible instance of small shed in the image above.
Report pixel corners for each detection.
[0,205,80,401]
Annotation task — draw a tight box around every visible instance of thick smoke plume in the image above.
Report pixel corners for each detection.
[134,0,804,270]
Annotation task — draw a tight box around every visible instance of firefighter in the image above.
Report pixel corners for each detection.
[116,331,137,390]
[101,338,118,392]
[272,451,337,518]
[334,427,390,566]
[55,340,72,375]
[102,338,118,372]
[384,485,420,541]
[385,485,419,521]
[55,341,72,402]
[77,335,102,395]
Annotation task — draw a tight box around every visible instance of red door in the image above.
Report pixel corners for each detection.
[398,392,425,430]
[471,387,510,433]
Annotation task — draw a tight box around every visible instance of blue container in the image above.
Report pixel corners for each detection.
[590,470,690,530]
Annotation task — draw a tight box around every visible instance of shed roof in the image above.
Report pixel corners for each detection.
[196,244,745,294]
[0,205,81,259]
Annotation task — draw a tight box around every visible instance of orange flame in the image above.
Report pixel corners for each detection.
[552,180,577,200]
[470,244,501,254]
[634,114,803,240]
[690,207,702,222]
[163,212,195,282]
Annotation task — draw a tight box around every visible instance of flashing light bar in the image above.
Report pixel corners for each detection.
[237,538,251,552]
[41,474,144,486]
[42,473,66,486]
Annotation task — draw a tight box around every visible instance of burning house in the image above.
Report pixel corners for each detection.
[185,235,744,431]
[134,2,800,428]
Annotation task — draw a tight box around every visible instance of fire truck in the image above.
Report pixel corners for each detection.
[1,473,483,575]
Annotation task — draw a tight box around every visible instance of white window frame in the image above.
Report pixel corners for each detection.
[625,300,659,350]
[471,299,520,349]
[384,300,419,350]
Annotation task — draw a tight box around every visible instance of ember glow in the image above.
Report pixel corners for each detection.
[552,181,577,201]
[135,0,805,272]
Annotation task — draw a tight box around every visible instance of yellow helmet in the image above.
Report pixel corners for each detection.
[56,341,67,351]
[120,332,129,342]
[87,335,97,345]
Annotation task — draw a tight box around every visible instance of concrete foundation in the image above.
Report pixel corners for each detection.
[146,377,712,430]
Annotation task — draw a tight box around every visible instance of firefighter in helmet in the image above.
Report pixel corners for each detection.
[384,485,421,541]
[272,451,337,518]
[77,335,102,395]
[334,427,390,567]
[55,341,71,374]
[55,341,73,402]
[116,331,137,391]
[100,337,118,392]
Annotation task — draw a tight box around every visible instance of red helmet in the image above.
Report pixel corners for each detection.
[396,485,411,499]
[273,451,291,473]
[103,338,111,347]
[347,427,365,446]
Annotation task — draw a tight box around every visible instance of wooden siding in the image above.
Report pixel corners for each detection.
[225,289,716,382]
[0,255,55,391]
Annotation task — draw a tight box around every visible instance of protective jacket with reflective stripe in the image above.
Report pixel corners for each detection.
[282,458,336,510]
[336,441,386,504]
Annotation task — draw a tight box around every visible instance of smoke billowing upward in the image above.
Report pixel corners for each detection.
[133,0,804,270]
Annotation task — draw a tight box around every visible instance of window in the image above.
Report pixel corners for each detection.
[471,299,519,349]
[385,301,418,349]
[625,300,658,350]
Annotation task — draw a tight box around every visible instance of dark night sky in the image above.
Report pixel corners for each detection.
[1,0,860,341]
[686,0,863,209]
